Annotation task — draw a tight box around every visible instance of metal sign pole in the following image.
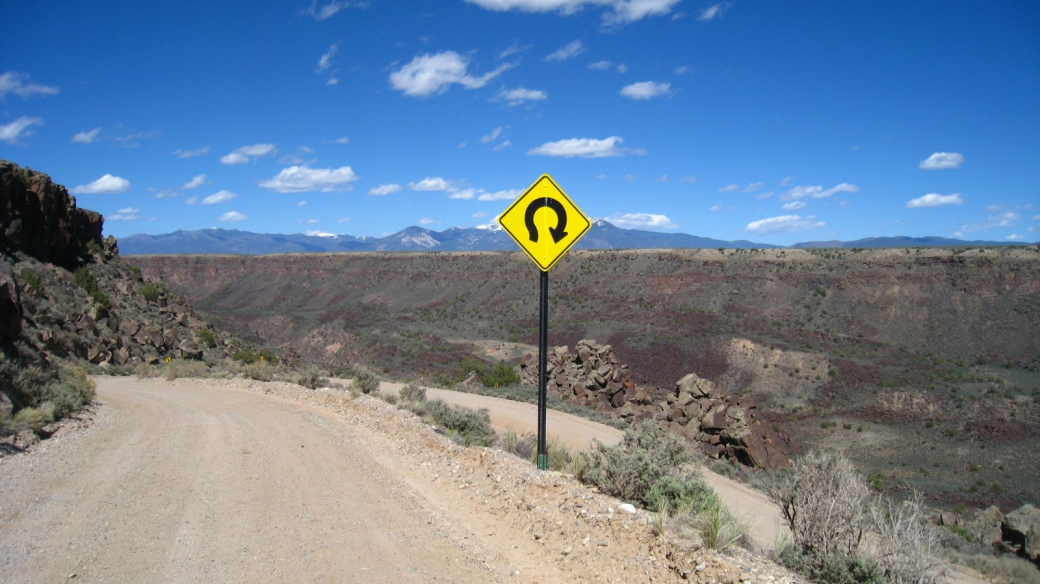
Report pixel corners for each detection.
[537,269,549,470]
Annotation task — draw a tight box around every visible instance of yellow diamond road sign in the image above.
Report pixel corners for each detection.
[499,175,591,272]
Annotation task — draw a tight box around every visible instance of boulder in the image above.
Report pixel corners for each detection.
[969,506,1005,547]
[459,370,482,387]
[1003,504,1040,563]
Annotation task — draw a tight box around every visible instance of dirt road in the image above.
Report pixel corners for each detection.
[0,377,490,583]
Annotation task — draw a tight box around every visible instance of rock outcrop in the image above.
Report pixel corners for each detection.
[0,160,104,265]
[1001,503,1040,565]
[517,339,789,470]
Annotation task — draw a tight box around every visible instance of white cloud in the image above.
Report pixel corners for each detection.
[528,136,624,158]
[1007,234,1024,241]
[259,165,359,193]
[71,174,130,195]
[698,2,731,21]
[0,72,59,99]
[183,174,207,190]
[747,215,824,234]
[780,176,794,186]
[588,60,613,70]
[473,211,489,218]
[464,0,680,24]
[153,189,178,199]
[480,127,503,143]
[619,81,670,100]
[201,190,237,205]
[616,63,628,73]
[919,152,964,170]
[709,205,722,211]
[493,140,512,151]
[492,86,548,106]
[304,0,356,20]
[741,182,764,192]
[368,183,402,196]
[408,177,455,192]
[317,43,338,72]
[326,77,339,85]
[717,183,740,193]
[756,191,774,200]
[957,211,1020,234]
[300,218,320,225]
[221,143,275,165]
[298,201,307,206]
[450,189,478,200]
[389,51,511,97]
[674,65,691,75]
[174,147,209,158]
[498,42,527,59]
[72,128,102,144]
[338,217,351,223]
[604,212,678,229]
[334,137,349,144]
[780,183,858,201]
[546,40,584,61]
[417,217,437,225]
[679,175,696,183]
[218,211,246,222]
[0,116,43,143]
[782,201,807,210]
[108,207,142,221]
[186,196,198,205]
[478,189,521,201]
[906,193,964,208]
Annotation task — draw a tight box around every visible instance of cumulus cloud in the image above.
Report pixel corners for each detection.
[299,218,320,225]
[674,65,692,75]
[956,210,1020,234]
[780,176,794,186]
[259,165,359,193]
[480,127,503,143]
[604,212,678,230]
[919,152,964,170]
[185,197,198,205]
[464,0,681,24]
[741,182,764,193]
[746,215,824,234]
[698,2,731,21]
[71,174,131,195]
[0,72,59,99]
[72,128,102,144]
[221,143,276,165]
[493,140,512,151]
[408,177,455,192]
[780,183,858,201]
[174,147,209,158]
[588,60,613,70]
[717,184,740,193]
[317,43,338,72]
[756,191,774,200]
[304,0,358,20]
[619,81,670,100]
[334,137,349,144]
[218,211,246,222]
[709,205,722,211]
[389,51,512,97]
[183,174,207,190]
[417,218,437,225]
[108,207,142,221]
[492,86,548,106]
[528,136,625,158]
[906,193,964,208]
[201,190,237,205]
[368,183,402,196]
[478,189,521,201]
[0,116,43,143]
[782,201,807,210]
[546,40,584,61]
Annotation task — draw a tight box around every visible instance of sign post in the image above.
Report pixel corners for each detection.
[498,175,591,470]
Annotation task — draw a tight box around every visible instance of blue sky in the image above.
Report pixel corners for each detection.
[1,0,1038,245]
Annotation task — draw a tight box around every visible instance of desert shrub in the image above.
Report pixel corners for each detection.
[86,239,104,256]
[779,549,886,584]
[139,283,160,302]
[163,359,208,381]
[245,362,272,382]
[10,404,55,432]
[695,499,751,551]
[196,330,216,348]
[38,366,96,420]
[20,269,45,297]
[482,361,520,387]
[351,366,379,394]
[133,362,160,378]
[942,549,1040,584]
[645,474,718,514]
[233,348,258,364]
[127,265,142,277]
[577,421,702,509]
[869,493,945,584]
[763,450,871,560]
[74,266,110,309]
[532,436,573,472]
[376,390,398,405]
[258,348,278,364]
[499,428,535,460]
[400,383,426,402]
[423,399,495,446]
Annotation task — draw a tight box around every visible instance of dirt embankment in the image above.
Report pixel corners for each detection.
[0,377,810,583]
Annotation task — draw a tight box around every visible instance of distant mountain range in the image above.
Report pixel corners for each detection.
[116,221,1030,255]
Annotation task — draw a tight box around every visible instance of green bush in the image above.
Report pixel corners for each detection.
[532,436,573,472]
[139,283,159,302]
[20,269,45,297]
[233,348,257,364]
[245,362,272,382]
[645,474,718,514]
[258,348,278,364]
[400,383,426,402]
[74,266,110,309]
[780,549,886,584]
[482,361,520,387]
[11,404,55,432]
[577,421,698,508]
[86,239,104,256]
[423,399,496,446]
[352,366,379,394]
[197,329,216,348]
[163,359,208,381]
[38,366,96,420]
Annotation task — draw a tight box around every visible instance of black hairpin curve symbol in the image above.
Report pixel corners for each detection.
[524,197,569,244]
